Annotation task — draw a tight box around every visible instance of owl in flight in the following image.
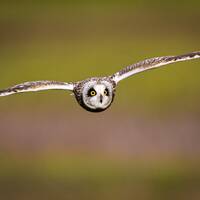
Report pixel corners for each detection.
[0,51,199,112]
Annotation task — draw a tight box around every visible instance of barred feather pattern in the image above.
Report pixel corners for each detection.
[0,80,74,97]
[113,51,200,83]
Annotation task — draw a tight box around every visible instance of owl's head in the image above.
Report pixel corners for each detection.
[74,78,116,112]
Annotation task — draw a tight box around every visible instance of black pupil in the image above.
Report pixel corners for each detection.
[105,88,109,96]
[88,88,96,96]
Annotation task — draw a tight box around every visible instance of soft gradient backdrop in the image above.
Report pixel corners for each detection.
[0,1,200,199]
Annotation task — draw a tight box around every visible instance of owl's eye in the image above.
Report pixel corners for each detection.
[104,88,109,96]
[88,89,96,96]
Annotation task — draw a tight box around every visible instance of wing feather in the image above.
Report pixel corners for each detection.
[112,51,200,83]
[0,80,74,97]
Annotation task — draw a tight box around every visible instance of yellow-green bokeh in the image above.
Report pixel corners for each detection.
[0,1,200,199]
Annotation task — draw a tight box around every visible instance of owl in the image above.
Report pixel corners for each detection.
[0,51,199,112]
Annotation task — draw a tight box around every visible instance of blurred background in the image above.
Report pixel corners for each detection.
[0,0,200,199]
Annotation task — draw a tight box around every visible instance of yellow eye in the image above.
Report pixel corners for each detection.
[104,89,109,95]
[90,90,96,96]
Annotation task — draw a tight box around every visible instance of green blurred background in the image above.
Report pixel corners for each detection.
[0,1,200,199]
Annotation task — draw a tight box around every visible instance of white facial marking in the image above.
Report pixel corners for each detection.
[82,81,113,110]
[94,85,105,95]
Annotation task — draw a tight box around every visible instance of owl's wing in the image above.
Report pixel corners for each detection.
[112,51,200,83]
[0,80,74,97]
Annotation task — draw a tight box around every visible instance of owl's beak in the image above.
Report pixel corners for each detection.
[99,94,103,103]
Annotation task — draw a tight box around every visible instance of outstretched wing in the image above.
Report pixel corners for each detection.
[112,51,200,83]
[0,80,74,97]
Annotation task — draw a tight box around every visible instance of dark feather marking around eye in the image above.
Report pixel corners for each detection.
[87,88,96,97]
[104,88,109,96]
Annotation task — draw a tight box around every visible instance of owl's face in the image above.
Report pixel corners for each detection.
[74,79,115,112]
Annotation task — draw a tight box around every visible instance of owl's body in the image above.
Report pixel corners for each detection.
[74,77,116,112]
[0,51,200,112]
